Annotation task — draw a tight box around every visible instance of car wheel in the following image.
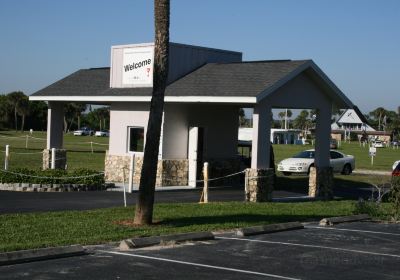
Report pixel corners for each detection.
[341,164,352,175]
[282,172,292,176]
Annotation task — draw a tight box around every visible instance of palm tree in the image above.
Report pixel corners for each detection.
[278,111,285,128]
[369,107,386,130]
[73,103,87,130]
[17,96,30,132]
[134,0,170,225]
[293,110,311,136]
[286,109,292,128]
[0,95,12,127]
[97,107,110,130]
[7,91,25,132]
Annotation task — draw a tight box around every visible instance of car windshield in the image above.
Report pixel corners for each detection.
[292,151,315,159]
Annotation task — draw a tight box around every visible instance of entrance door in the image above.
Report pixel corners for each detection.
[188,127,204,187]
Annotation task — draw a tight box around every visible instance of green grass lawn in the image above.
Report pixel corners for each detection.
[1,130,399,172]
[0,131,108,171]
[0,200,362,252]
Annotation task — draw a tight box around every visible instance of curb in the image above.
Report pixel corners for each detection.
[0,245,86,266]
[236,222,304,237]
[120,231,215,250]
[319,214,370,226]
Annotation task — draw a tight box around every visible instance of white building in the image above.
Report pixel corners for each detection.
[331,108,375,132]
[30,42,354,187]
[239,128,302,145]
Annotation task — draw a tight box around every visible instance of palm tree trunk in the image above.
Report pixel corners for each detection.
[14,107,18,132]
[21,114,25,132]
[64,117,68,133]
[134,0,169,225]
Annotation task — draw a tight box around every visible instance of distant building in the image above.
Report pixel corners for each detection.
[238,128,302,145]
[331,108,391,142]
[331,108,375,132]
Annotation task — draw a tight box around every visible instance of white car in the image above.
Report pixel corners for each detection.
[95,130,109,137]
[278,149,355,176]
[73,127,93,136]
[393,160,400,170]
[373,140,385,148]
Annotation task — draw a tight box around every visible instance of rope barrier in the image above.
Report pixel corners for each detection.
[0,169,104,180]
[0,151,44,155]
[27,135,46,140]
[120,168,273,184]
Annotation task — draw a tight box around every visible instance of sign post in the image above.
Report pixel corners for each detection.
[369,146,376,166]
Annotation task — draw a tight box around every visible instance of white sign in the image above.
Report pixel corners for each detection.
[122,46,154,87]
[369,146,376,157]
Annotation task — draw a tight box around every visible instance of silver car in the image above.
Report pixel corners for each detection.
[278,149,355,176]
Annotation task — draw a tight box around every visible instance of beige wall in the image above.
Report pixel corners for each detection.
[109,102,239,160]
[109,102,150,155]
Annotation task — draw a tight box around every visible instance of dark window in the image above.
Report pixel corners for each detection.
[330,151,343,159]
[293,151,315,158]
[128,127,144,152]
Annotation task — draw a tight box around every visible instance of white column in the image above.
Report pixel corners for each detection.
[251,103,272,169]
[46,102,64,149]
[314,105,332,168]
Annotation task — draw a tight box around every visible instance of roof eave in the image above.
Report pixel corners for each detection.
[29,95,257,104]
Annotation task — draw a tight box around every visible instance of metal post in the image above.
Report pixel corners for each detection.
[25,135,28,149]
[5,145,9,170]
[90,142,93,154]
[122,167,127,207]
[51,148,56,169]
[128,154,135,193]
[203,162,209,203]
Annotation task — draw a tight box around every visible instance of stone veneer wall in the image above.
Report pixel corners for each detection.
[308,166,334,200]
[245,168,275,202]
[42,149,67,170]
[104,152,188,186]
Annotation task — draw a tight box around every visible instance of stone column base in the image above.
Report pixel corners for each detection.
[245,168,274,202]
[104,152,188,186]
[43,149,67,170]
[308,166,333,200]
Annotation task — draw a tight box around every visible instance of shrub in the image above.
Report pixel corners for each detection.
[0,168,104,185]
[389,177,400,221]
[354,198,382,218]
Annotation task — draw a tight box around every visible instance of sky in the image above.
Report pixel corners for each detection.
[0,0,399,114]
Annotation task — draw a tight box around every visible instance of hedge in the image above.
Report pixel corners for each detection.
[0,168,104,185]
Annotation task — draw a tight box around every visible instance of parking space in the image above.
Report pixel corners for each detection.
[1,222,400,279]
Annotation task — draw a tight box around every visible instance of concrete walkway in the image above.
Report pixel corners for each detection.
[353,169,391,176]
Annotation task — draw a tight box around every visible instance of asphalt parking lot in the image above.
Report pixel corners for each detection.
[0,187,305,214]
[1,221,399,279]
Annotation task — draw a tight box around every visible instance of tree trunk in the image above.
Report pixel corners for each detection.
[14,107,18,132]
[134,0,169,225]
[21,114,25,132]
[78,115,81,130]
[64,117,68,133]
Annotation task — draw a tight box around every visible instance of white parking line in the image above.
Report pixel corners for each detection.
[98,250,301,280]
[305,225,400,237]
[216,237,400,259]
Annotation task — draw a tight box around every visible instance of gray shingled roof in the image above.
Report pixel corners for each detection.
[32,68,110,97]
[31,60,310,98]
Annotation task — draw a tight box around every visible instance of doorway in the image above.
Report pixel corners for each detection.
[188,127,205,187]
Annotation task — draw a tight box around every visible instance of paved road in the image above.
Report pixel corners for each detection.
[1,222,399,279]
[0,187,305,214]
